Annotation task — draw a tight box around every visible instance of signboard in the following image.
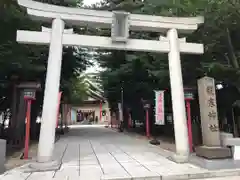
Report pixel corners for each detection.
[184,88,194,100]
[144,104,150,109]
[184,92,194,100]
[17,82,41,89]
[23,89,36,100]
[198,76,221,146]
[155,91,165,125]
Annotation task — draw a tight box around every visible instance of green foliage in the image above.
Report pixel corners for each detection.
[0,0,89,112]
[64,76,88,104]
[2,0,240,123]
[93,0,240,121]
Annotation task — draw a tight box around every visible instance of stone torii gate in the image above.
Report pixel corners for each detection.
[17,0,204,170]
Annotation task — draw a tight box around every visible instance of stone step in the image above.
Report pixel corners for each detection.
[222,138,240,147]
[220,132,233,139]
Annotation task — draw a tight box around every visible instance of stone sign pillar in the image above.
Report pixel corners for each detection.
[198,76,220,146]
[196,76,231,159]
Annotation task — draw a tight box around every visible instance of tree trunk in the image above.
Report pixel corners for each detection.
[226,28,239,68]
[10,85,17,130]
[15,91,27,146]
[9,84,17,143]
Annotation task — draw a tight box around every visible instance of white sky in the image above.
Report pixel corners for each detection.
[85,61,104,74]
[83,51,105,74]
[83,0,102,6]
[83,0,104,74]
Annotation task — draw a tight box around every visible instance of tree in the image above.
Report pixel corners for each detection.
[0,0,90,141]
[95,0,177,121]
[93,0,240,131]
[65,76,88,104]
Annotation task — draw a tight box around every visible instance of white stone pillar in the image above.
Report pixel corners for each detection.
[167,29,189,162]
[37,18,65,162]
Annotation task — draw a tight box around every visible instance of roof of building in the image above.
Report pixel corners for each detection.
[83,74,105,101]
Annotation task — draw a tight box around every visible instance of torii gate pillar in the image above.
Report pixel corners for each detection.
[167,29,189,162]
[37,18,65,163]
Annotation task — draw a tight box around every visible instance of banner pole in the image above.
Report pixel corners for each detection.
[24,100,32,159]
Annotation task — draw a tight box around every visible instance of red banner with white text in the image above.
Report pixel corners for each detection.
[155,91,165,125]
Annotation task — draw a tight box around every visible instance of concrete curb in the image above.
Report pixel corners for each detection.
[101,169,240,180]
[161,169,240,180]
[101,174,159,180]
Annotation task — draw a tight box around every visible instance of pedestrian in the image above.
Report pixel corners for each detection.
[95,116,98,124]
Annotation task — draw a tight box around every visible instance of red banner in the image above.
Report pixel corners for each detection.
[155,91,165,125]
[56,92,62,128]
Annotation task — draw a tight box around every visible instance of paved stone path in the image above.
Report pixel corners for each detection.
[1,125,240,180]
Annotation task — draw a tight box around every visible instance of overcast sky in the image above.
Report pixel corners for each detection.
[83,0,102,6]
[82,0,104,74]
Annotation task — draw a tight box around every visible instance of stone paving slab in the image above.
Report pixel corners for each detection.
[1,125,240,180]
[27,171,55,180]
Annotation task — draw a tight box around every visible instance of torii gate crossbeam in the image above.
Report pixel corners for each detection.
[17,31,203,54]
[18,0,203,33]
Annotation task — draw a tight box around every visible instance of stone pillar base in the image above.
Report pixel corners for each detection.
[24,160,61,173]
[168,153,189,163]
[0,139,6,174]
[196,146,232,159]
